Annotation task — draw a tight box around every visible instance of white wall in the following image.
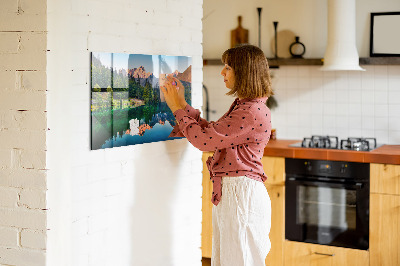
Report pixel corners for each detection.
[203,0,400,145]
[47,0,203,266]
[0,0,48,265]
[203,0,400,58]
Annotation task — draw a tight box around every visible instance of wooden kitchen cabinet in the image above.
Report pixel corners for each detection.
[284,241,369,266]
[202,152,213,258]
[370,193,400,266]
[264,184,285,266]
[370,163,400,266]
[262,156,285,266]
[370,163,400,195]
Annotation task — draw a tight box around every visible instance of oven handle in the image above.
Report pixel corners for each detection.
[286,177,364,189]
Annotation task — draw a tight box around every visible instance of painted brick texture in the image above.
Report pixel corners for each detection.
[0,0,48,265]
[46,0,203,266]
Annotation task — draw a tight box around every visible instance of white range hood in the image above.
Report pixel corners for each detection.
[320,0,365,71]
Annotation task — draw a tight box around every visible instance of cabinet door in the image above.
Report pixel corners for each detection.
[202,152,213,258]
[370,193,400,266]
[284,241,369,266]
[261,156,285,185]
[370,163,400,195]
[264,184,284,266]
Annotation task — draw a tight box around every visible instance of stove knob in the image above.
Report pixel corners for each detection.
[340,164,347,174]
[305,162,312,171]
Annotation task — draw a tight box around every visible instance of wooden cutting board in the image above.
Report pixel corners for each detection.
[231,16,249,48]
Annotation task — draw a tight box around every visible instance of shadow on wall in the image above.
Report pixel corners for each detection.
[130,139,190,265]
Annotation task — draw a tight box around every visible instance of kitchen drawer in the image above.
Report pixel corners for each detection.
[284,241,369,266]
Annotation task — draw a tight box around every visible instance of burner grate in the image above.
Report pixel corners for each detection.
[301,135,339,149]
[340,137,377,151]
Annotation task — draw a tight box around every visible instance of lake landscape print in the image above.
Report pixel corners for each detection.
[91,52,192,150]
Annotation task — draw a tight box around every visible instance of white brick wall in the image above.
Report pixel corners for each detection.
[47,1,203,266]
[0,0,48,265]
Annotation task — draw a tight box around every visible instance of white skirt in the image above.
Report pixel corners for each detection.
[212,176,271,266]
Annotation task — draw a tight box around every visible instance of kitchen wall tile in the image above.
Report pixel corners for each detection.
[388,131,400,143]
[310,77,324,90]
[336,90,349,103]
[388,117,400,131]
[348,71,362,90]
[311,127,325,136]
[322,70,335,78]
[298,67,311,78]
[335,72,349,90]
[374,130,389,144]
[349,116,362,129]
[361,73,374,91]
[204,65,400,144]
[387,65,400,76]
[285,66,298,77]
[336,103,349,116]
[323,103,336,115]
[311,102,324,113]
[375,104,389,117]
[336,115,349,128]
[311,86,323,101]
[298,102,312,114]
[323,115,336,129]
[298,89,313,103]
[310,66,324,77]
[388,76,400,91]
[362,128,375,138]
[336,128,349,140]
[286,77,299,89]
[374,65,388,77]
[375,117,389,130]
[348,103,362,116]
[362,90,375,103]
[374,90,388,104]
[348,90,362,103]
[349,128,363,137]
[361,104,375,117]
[374,78,388,91]
[323,86,336,103]
[388,91,400,104]
[298,77,311,89]
[362,116,375,130]
[311,114,323,129]
[388,104,400,117]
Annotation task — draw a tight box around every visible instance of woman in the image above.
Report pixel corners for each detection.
[161,44,273,266]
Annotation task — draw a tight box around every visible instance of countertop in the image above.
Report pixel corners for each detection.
[263,139,400,165]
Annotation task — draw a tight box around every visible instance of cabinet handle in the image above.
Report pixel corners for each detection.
[314,252,335,257]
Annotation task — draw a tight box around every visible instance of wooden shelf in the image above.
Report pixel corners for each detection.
[203,58,323,67]
[203,57,400,67]
[359,57,400,65]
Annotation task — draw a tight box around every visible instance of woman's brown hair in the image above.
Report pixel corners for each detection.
[221,44,273,99]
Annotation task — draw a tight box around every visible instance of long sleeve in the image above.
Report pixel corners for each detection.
[169,104,210,137]
[172,105,257,152]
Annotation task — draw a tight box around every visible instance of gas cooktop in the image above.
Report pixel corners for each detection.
[289,135,383,151]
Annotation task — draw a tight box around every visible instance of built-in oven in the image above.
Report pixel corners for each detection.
[285,158,369,250]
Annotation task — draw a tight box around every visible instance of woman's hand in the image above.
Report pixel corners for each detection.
[173,77,187,108]
[161,76,185,113]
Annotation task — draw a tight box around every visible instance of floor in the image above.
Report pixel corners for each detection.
[202,257,211,266]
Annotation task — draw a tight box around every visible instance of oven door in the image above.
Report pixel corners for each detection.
[285,177,369,250]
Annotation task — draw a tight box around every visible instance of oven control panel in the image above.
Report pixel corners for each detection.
[286,158,369,180]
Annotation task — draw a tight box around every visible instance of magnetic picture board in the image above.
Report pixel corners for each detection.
[90,52,192,150]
